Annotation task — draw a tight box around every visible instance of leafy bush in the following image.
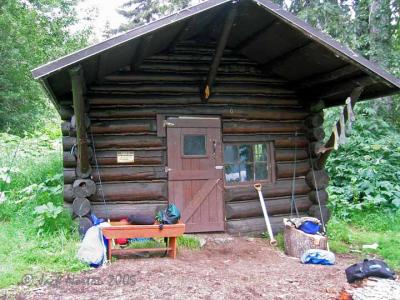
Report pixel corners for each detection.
[324,102,400,219]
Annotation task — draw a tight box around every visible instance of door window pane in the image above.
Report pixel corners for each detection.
[183,135,206,156]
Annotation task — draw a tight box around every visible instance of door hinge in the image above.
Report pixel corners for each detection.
[215,166,223,170]
[165,167,172,173]
[163,120,175,127]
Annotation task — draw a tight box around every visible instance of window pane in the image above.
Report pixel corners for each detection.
[255,162,268,180]
[254,144,268,162]
[183,135,206,155]
[224,164,240,183]
[240,163,254,182]
[239,145,253,163]
[224,145,238,163]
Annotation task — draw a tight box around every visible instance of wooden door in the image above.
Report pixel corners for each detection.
[167,117,224,233]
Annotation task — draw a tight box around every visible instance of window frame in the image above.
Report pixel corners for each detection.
[181,133,209,158]
[222,142,275,187]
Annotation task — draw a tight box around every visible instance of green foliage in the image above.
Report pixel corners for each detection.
[325,103,400,219]
[0,133,87,288]
[0,0,91,134]
[111,0,191,34]
[328,211,400,270]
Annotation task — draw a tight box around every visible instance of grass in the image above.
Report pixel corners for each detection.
[126,235,201,250]
[328,210,400,270]
[0,134,88,289]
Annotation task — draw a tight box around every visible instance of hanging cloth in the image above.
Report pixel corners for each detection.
[346,97,356,135]
[338,110,347,145]
[332,125,339,150]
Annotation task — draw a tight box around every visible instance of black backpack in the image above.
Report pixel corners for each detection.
[345,259,396,283]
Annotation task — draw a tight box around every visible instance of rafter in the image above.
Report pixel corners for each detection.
[295,65,359,90]
[202,5,237,101]
[131,34,153,71]
[261,41,314,74]
[234,19,277,52]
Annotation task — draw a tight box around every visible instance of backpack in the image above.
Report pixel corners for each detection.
[156,204,181,225]
[345,259,396,283]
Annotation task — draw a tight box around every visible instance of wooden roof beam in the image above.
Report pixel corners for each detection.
[234,19,277,52]
[202,4,238,102]
[295,64,360,90]
[261,41,314,75]
[131,34,153,71]
[69,65,91,178]
[316,75,374,99]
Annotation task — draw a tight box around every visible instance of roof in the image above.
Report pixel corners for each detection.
[32,0,400,110]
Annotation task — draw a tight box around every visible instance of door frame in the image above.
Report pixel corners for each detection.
[165,115,225,232]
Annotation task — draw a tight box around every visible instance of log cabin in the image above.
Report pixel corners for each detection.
[32,0,400,235]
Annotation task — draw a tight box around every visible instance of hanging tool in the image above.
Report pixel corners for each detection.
[254,183,277,246]
[290,131,300,219]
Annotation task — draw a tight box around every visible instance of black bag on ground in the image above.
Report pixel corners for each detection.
[127,214,155,225]
[345,259,396,283]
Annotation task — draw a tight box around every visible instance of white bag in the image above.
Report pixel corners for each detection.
[77,224,109,266]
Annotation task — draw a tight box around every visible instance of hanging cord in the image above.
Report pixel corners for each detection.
[290,131,300,219]
[307,144,328,237]
[90,129,110,221]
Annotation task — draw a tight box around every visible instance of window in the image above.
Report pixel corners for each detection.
[183,135,207,156]
[223,143,273,185]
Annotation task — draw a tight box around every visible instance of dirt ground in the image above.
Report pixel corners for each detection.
[3,235,358,300]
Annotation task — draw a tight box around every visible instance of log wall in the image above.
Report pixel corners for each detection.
[62,41,329,233]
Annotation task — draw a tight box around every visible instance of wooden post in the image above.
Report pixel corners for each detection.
[317,87,364,167]
[202,4,237,101]
[69,65,91,178]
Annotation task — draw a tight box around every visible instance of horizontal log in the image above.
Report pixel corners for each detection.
[64,166,167,183]
[90,84,294,96]
[63,150,165,167]
[276,161,310,178]
[223,121,305,134]
[306,127,325,141]
[308,190,328,205]
[65,201,167,221]
[64,182,167,203]
[226,214,306,235]
[88,94,300,107]
[90,106,308,121]
[63,136,164,151]
[138,62,262,74]
[275,149,308,161]
[224,179,311,202]
[223,135,308,148]
[308,205,330,223]
[304,113,324,128]
[72,197,91,217]
[60,106,73,120]
[305,169,330,190]
[91,120,157,134]
[225,196,312,219]
[104,72,287,85]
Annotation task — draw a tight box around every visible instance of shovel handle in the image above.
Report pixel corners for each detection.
[254,183,262,191]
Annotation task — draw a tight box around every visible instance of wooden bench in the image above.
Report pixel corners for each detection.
[101,221,185,261]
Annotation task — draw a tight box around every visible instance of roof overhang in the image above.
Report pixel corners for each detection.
[32,0,400,110]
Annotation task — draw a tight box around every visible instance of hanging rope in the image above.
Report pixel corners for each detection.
[290,131,300,219]
[90,129,110,221]
[307,143,327,236]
